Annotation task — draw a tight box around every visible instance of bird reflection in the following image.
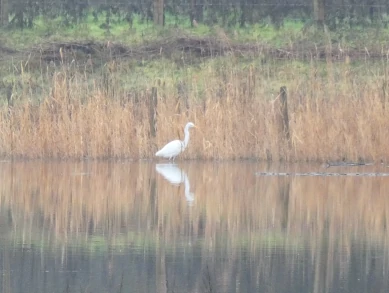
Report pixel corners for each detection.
[155,164,194,204]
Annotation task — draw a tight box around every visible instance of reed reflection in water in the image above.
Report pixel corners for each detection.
[0,161,388,292]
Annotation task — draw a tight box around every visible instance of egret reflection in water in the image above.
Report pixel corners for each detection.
[155,164,194,204]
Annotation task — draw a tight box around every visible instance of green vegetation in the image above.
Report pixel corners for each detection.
[0,13,309,48]
[3,12,389,50]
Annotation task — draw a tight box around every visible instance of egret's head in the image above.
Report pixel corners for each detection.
[186,122,195,129]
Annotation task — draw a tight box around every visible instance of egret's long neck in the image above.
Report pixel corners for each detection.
[183,127,190,149]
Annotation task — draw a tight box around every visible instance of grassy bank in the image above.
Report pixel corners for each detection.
[2,16,389,161]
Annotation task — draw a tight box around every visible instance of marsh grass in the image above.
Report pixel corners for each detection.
[1,54,389,161]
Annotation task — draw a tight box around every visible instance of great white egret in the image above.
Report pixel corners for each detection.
[155,122,195,161]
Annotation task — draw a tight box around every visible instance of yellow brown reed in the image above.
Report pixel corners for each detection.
[1,59,389,161]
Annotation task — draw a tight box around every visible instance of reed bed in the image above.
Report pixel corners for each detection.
[1,57,389,161]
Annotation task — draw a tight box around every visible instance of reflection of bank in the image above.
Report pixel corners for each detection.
[155,164,194,204]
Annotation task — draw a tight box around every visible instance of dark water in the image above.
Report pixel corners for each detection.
[0,161,388,293]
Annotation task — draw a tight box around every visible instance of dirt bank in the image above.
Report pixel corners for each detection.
[0,34,385,67]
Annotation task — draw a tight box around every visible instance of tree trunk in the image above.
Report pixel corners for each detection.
[0,0,8,26]
[190,0,195,27]
[369,0,376,23]
[195,0,203,22]
[153,0,164,26]
[313,0,325,28]
[239,1,246,27]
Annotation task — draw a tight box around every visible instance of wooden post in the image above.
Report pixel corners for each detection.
[6,85,12,107]
[153,0,164,26]
[149,87,158,138]
[382,80,387,111]
[248,65,255,100]
[176,81,189,114]
[280,86,290,142]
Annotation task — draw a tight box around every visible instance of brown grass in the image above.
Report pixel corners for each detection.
[1,58,389,161]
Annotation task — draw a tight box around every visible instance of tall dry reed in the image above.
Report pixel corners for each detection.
[1,58,389,161]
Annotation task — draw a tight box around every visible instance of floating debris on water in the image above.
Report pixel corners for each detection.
[323,161,374,168]
[255,172,389,177]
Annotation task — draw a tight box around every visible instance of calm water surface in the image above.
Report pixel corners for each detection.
[0,161,388,293]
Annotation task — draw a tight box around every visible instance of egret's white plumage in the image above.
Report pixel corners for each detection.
[155,122,195,161]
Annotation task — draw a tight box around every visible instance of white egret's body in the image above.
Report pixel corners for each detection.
[155,122,195,161]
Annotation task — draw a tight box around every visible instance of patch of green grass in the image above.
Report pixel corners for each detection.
[222,20,305,45]
[3,10,389,53]
[0,12,352,49]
